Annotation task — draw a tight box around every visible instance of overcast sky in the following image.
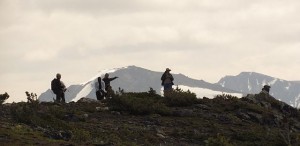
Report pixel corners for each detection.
[1,0,300,102]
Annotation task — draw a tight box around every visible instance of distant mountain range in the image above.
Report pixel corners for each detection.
[39,66,300,108]
[217,72,300,108]
[39,66,241,102]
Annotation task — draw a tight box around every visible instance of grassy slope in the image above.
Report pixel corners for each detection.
[0,91,299,146]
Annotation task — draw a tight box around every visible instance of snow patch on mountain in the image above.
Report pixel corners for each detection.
[268,78,278,85]
[72,82,95,102]
[248,79,252,91]
[220,81,225,87]
[81,66,128,85]
[295,93,300,108]
[285,83,291,90]
[178,85,242,99]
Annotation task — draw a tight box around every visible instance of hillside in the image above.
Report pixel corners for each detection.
[1,90,300,146]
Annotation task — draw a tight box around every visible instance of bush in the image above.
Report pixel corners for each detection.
[108,93,170,115]
[0,92,9,104]
[11,103,71,130]
[117,87,162,99]
[11,102,36,124]
[71,128,91,143]
[163,87,198,107]
[214,94,239,101]
[211,94,244,112]
[25,91,39,103]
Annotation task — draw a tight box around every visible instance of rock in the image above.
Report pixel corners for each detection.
[45,130,72,140]
[63,114,80,122]
[236,111,251,120]
[260,101,272,109]
[111,111,120,115]
[291,120,300,132]
[218,114,232,124]
[83,114,89,118]
[96,107,109,111]
[243,94,257,104]
[156,128,166,136]
[77,97,98,103]
[95,107,101,111]
[273,113,284,125]
[247,112,263,124]
[172,109,195,117]
[157,133,165,138]
[194,104,210,110]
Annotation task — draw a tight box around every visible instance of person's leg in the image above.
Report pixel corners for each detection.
[105,87,109,97]
[61,92,65,103]
[106,86,112,97]
[100,93,104,100]
[96,91,101,100]
[56,93,61,102]
[163,83,172,97]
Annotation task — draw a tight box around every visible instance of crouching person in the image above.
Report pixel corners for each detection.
[51,73,67,103]
[95,77,106,100]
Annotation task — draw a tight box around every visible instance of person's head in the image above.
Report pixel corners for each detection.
[166,68,171,72]
[105,73,109,78]
[56,73,61,80]
[262,85,271,92]
[97,77,101,82]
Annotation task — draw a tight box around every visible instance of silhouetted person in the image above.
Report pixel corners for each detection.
[260,85,271,94]
[161,68,174,97]
[95,77,106,100]
[51,73,66,103]
[259,84,277,101]
[103,73,118,97]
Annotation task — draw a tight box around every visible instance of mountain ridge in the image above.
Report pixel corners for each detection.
[39,66,300,108]
[39,65,242,102]
[217,71,300,108]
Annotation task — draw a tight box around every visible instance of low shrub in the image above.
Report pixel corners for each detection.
[71,128,91,143]
[205,134,234,146]
[11,102,38,124]
[163,87,198,107]
[108,93,170,115]
[0,92,9,104]
[214,94,239,101]
[11,102,71,130]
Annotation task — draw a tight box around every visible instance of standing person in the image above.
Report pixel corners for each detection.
[51,73,67,103]
[95,77,106,100]
[103,73,118,97]
[161,68,174,97]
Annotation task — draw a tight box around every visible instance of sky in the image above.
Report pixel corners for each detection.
[1,0,300,102]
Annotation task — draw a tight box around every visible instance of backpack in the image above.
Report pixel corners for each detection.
[51,79,58,94]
